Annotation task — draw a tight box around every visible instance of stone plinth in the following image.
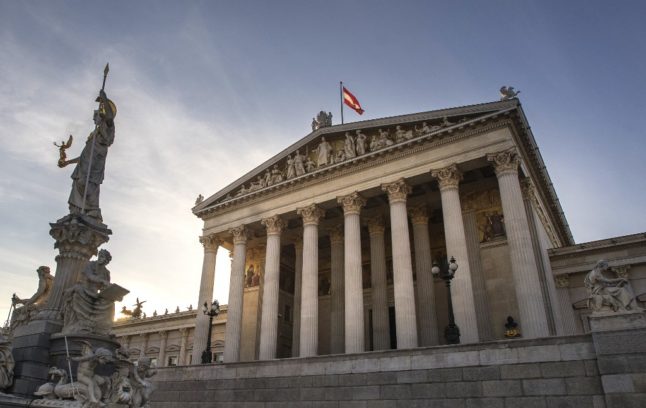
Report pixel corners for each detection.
[9,214,111,397]
[590,311,646,408]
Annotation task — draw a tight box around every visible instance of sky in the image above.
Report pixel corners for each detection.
[1,1,645,321]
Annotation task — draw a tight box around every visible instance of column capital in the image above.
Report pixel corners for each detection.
[487,148,520,176]
[199,234,221,252]
[520,178,536,201]
[261,215,286,235]
[328,225,344,244]
[159,330,168,339]
[230,226,250,245]
[382,178,411,203]
[409,205,429,225]
[367,216,386,236]
[554,274,570,288]
[293,238,303,251]
[337,192,366,215]
[179,327,189,337]
[297,204,325,225]
[431,164,462,190]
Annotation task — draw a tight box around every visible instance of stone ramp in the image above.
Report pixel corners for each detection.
[150,335,611,408]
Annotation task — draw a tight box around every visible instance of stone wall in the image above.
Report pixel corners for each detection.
[150,335,609,408]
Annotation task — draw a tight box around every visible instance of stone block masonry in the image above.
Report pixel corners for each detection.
[145,333,643,408]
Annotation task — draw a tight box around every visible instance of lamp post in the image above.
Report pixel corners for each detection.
[432,256,460,344]
[201,299,220,364]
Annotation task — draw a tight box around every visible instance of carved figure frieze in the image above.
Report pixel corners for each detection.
[431,164,462,190]
[585,260,642,314]
[367,216,386,235]
[480,211,506,242]
[223,113,487,203]
[555,274,570,289]
[355,130,367,155]
[461,188,502,212]
[315,136,333,167]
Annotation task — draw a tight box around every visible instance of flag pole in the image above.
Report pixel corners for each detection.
[340,81,344,125]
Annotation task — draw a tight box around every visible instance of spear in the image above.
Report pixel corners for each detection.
[80,63,109,215]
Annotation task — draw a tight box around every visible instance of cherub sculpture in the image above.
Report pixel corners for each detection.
[72,341,114,405]
[130,356,157,408]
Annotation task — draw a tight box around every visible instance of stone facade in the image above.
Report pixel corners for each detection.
[190,99,575,363]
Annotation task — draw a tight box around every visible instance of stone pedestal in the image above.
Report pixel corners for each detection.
[10,214,111,397]
[590,311,646,408]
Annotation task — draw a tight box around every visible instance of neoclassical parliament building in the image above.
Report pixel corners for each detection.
[113,98,645,371]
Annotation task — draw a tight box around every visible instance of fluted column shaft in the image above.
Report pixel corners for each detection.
[178,328,188,365]
[410,207,439,346]
[191,235,220,365]
[368,217,390,350]
[292,241,303,357]
[432,164,479,343]
[158,331,168,367]
[259,216,285,360]
[297,204,325,357]
[223,226,249,362]
[488,149,549,338]
[329,226,345,354]
[339,192,366,354]
[554,275,578,335]
[382,180,418,349]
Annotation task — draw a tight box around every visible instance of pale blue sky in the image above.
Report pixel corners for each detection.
[1,1,645,319]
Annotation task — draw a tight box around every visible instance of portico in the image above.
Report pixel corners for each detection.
[191,99,573,363]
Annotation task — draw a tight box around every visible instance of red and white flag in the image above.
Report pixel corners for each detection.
[343,86,364,115]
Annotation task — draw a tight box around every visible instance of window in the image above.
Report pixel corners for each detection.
[167,356,178,367]
[150,358,158,368]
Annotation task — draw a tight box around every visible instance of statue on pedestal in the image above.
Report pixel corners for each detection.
[585,260,642,313]
[57,64,116,223]
[10,266,53,331]
[61,249,125,336]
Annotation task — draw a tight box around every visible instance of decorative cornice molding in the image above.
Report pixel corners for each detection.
[487,148,520,176]
[261,215,285,235]
[297,204,325,226]
[409,205,429,225]
[197,111,514,218]
[431,164,462,190]
[229,226,250,245]
[382,178,411,204]
[337,192,366,215]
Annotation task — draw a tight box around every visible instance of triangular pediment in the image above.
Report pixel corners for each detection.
[194,99,519,216]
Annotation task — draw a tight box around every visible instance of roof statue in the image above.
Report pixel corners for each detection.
[311,111,333,131]
[499,86,520,100]
[57,63,116,223]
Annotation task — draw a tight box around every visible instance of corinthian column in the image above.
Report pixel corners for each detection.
[191,234,220,365]
[409,206,439,346]
[259,215,285,360]
[368,216,390,350]
[338,192,366,354]
[382,179,418,349]
[487,149,549,338]
[431,164,479,343]
[297,204,325,357]
[223,225,249,362]
[292,240,303,357]
[178,328,189,365]
[328,225,345,354]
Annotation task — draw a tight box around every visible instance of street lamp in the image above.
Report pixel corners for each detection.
[201,299,220,364]
[432,256,461,344]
